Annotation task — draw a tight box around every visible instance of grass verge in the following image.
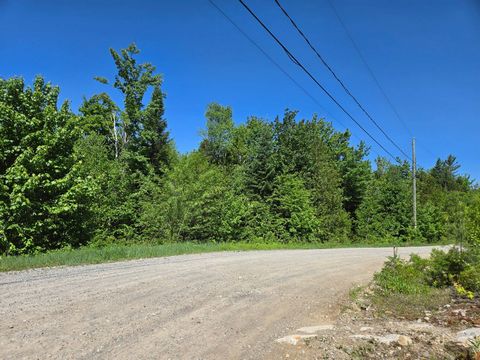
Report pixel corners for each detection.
[372,288,451,319]
[371,254,452,319]
[0,241,431,272]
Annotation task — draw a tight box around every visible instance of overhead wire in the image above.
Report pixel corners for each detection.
[274,0,411,162]
[208,0,380,155]
[326,0,436,160]
[236,0,400,163]
[208,0,345,131]
[326,0,413,138]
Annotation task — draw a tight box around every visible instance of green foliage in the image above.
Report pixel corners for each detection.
[430,155,471,192]
[0,77,93,254]
[458,264,480,293]
[0,44,476,256]
[423,247,480,294]
[427,248,468,287]
[72,135,143,244]
[139,152,250,243]
[372,253,452,319]
[269,174,320,242]
[96,43,171,173]
[416,201,444,243]
[466,190,480,246]
[241,117,276,199]
[374,256,432,295]
[356,159,412,243]
[200,103,236,165]
[375,247,480,306]
[272,113,351,241]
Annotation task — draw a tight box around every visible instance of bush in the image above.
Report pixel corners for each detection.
[375,247,480,310]
[373,255,450,318]
[459,264,480,293]
[374,256,431,295]
[427,248,468,287]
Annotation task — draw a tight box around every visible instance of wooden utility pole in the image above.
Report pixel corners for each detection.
[412,138,417,228]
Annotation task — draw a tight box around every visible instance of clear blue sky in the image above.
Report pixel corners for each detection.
[1,0,479,180]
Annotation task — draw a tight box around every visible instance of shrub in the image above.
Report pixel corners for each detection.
[427,248,468,287]
[458,264,480,293]
[374,256,431,295]
[373,255,450,318]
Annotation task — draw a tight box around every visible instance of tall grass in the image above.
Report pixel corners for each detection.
[0,241,429,272]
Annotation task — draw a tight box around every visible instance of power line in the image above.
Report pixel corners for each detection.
[326,0,436,161]
[237,0,400,163]
[274,0,411,162]
[326,0,413,138]
[208,0,342,130]
[207,0,383,159]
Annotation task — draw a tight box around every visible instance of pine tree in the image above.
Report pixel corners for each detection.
[141,85,170,173]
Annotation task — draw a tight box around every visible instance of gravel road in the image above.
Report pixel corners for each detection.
[0,246,438,359]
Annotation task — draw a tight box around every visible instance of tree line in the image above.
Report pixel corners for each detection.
[1,44,478,255]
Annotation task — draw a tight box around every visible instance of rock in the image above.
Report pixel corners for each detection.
[397,335,413,346]
[350,334,376,342]
[455,327,480,345]
[275,334,317,346]
[377,334,401,345]
[296,325,334,334]
[351,334,411,346]
[445,341,471,357]
[453,309,467,317]
[407,322,433,331]
[360,326,374,332]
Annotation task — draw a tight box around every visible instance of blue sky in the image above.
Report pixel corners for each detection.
[1,0,479,179]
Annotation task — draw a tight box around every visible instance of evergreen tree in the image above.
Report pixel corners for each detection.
[431,155,471,192]
[242,117,276,199]
[141,85,170,173]
[269,174,320,242]
[356,159,412,242]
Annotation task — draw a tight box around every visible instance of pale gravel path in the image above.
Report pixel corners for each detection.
[0,246,439,359]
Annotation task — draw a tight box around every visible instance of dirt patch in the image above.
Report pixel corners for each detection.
[274,286,480,359]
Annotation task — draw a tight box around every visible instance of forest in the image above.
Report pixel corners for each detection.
[1,44,479,256]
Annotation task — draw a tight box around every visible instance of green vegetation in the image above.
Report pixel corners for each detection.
[0,241,409,272]
[372,246,480,318]
[1,43,479,262]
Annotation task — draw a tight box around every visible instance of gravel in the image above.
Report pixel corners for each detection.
[0,246,437,359]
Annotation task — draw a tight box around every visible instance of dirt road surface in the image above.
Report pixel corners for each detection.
[0,246,438,359]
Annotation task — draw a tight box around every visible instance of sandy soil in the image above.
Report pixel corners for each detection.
[0,246,438,359]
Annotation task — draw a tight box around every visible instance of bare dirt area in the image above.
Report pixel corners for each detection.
[0,246,438,359]
[277,283,480,359]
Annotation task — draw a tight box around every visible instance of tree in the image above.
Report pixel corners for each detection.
[242,117,276,199]
[96,43,171,172]
[272,111,351,241]
[466,190,480,247]
[430,155,471,192]
[200,103,235,166]
[72,134,143,244]
[140,152,250,242]
[0,77,94,254]
[269,174,320,242]
[78,93,120,157]
[141,85,170,173]
[355,159,412,242]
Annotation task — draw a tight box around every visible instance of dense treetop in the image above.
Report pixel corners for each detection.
[0,44,478,255]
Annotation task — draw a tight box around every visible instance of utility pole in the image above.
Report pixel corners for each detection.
[412,138,417,229]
